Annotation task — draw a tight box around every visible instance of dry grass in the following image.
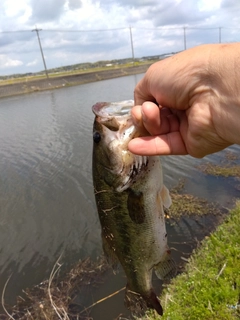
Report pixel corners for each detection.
[197,150,240,178]
[1,256,110,320]
[198,163,240,178]
[165,179,225,219]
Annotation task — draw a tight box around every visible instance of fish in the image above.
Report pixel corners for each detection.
[92,100,176,317]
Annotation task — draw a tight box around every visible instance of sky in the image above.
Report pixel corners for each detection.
[0,0,240,75]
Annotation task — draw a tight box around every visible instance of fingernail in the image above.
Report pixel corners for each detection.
[132,116,140,127]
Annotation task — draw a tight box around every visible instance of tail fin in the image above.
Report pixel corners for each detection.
[146,290,163,316]
[124,286,163,317]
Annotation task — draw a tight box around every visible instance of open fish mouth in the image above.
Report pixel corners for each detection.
[92,100,136,136]
[92,99,149,192]
[92,100,134,118]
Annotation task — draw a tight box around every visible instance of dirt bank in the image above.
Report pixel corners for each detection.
[0,64,151,99]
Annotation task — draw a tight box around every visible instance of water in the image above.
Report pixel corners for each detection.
[0,74,239,318]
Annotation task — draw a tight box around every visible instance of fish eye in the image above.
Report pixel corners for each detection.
[93,132,101,143]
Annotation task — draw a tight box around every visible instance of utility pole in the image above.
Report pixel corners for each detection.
[32,27,49,79]
[129,27,135,63]
[183,27,187,50]
[219,27,222,43]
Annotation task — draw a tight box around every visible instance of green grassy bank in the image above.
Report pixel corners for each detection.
[150,200,240,320]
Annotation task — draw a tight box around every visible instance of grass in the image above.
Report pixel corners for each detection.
[0,60,155,86]
[148,200,240,320]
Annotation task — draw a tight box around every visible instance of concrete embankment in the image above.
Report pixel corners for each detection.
[0,64,151,99]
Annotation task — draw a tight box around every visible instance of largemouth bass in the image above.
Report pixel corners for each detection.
[92,100,176,317]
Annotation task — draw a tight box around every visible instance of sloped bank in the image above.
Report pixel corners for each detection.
[149,200,240,320]
[0,64,152,99]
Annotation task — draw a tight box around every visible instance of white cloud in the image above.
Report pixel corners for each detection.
[67,0,82,10]
[198,0,221,11]
[0,55,23,69]
[0,0,240,75]
[3,0,29,17]
[26,59,38,66]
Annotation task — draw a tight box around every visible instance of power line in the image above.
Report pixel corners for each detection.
[0,30,31,33]
[1,25,238,75]
[42,27,127,32]
[186,27,220,30]
[0,26,238,34]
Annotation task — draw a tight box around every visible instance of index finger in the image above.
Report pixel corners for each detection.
[128,132,187,156]
[134,77,156,105]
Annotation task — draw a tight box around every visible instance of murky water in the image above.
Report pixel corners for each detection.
[0,74,239,318]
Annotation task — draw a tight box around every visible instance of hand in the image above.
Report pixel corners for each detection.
[128,44,240,158]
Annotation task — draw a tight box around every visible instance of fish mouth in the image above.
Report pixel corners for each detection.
[92,100,134,118]
[92,100,148,191]
[92,100,137,137]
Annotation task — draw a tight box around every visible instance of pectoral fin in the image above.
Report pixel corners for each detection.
[160,185,172,209]
[154,252,176,280]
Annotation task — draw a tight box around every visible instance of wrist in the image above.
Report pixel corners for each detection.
[210,43,240,145]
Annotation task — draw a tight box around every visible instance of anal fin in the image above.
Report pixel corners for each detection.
[154,252,177,280]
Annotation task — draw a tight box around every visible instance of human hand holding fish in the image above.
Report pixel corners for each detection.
[128,43,240,158]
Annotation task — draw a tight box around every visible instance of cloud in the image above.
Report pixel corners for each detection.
[144,1,209,27]
[0,0,31,30]
[221,0,238,9]
[96,0,159,9]
[0,55,23,69]
[26,59,38,66]
[29,0,66,22]
[1,0,240,75]
[198,0,221,11]
[68,0,82,10]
